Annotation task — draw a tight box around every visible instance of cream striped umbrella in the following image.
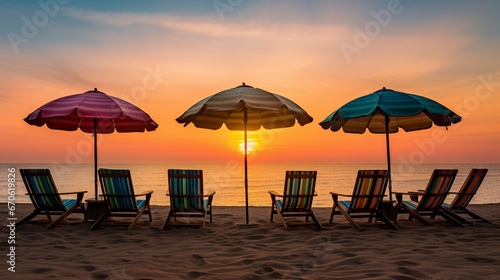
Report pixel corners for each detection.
[24,88,158,200]
[177,83,313,224]
[319,87,461,201]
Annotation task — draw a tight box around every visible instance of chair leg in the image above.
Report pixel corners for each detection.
[202,208,209,227]
[376,212,398,231]
[273,204,288,230]
[162,211,174,230]
[329,205,337,224]
[16,211,39,226]
[145,204,153,222]
[402,204,433,226]
[440,208,472,225]
[309,212,323,229]
[466,210,493,224]
[48,204,79,229]
[337,204,362,231]
[129,204,149,230]
[90,211,109,230]
[437,209,464,227]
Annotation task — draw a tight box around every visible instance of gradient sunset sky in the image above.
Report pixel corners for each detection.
[1,0,499,165]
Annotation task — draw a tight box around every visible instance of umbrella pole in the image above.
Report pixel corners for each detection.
[94,118,98,200]
[384,115,393,202]
[244,109,249,224]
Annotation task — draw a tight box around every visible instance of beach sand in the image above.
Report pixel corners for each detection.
[3,203,500,279]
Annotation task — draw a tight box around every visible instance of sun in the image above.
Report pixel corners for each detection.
[239,140,257,154]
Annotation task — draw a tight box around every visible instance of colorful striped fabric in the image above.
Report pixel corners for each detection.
[342,170,388,212]
[20,169,66,210]
[413,169,458,211]
[98,169,140,211]
[168,169,204,211]
[24,89,158,133]
[280,171,317,210]
[445,169,488,210]
[319,88,461,134]
[176,83,313,131]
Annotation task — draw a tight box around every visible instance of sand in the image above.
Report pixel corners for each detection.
[3,203,500,279]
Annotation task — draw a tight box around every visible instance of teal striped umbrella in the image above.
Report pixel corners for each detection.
[319,87,461,201]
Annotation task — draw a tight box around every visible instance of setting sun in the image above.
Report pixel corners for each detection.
[239,140,257,154]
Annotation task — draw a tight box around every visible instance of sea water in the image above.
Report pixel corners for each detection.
[1,163,499,207]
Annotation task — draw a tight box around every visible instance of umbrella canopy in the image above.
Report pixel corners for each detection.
[319,87,461,200]
[24,88,158,199]
[177,83,313,224]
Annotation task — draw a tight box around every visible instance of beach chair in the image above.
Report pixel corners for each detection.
[269,171,322,230]
[91,169,153,230]
[18,169,87,229]
[163,169,215,228]
[394,169,463,226]
[440,169,491,224]
[329,170,398,231]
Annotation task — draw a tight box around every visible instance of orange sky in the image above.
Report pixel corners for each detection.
[1,1,499,165]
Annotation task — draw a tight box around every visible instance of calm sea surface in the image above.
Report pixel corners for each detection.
[2,163,499,207]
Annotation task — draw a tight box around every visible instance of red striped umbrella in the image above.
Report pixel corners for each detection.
[24,88,158,199]
[176,83,313,224]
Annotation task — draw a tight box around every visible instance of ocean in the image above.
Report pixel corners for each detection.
[2,163,499,207]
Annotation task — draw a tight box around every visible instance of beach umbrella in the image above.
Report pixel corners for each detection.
[24,88,158,200]
[319,87,461,201]
[176,83,313,224]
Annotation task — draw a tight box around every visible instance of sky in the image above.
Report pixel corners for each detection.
[1,0,499,165]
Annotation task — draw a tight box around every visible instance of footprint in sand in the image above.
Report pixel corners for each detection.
[31,268,53,274]
[465,257,497,264]
[394,260,418,267]
[191,254,206,266]
[81,265,96,272]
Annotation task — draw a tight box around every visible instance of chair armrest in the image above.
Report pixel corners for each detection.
[103,190,153,198]
[204,191,216,198]
[135,190,154,196]
[448,191,474,195]
[407,191,424,195]
[330,192,352,197]
[26,191,87,196]
[58,191,88,195]
[392,191,409,195]
[268,190,282,197]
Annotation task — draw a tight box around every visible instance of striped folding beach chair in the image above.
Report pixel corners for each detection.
[164,169,215,228]
[91,169,153,230]
[441,169,491,223]
[330,170,397,231]
[394,169,463,226]
[269,171,322,230]
[19,169,87,229]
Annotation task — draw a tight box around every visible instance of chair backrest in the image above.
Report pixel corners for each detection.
[418,169,458,211]
[450,169,488,209]
[168,169,204,211]
[98,169,138,211]
[20,169,65,211]
[348,170,389,212]
[281,171,317,210]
